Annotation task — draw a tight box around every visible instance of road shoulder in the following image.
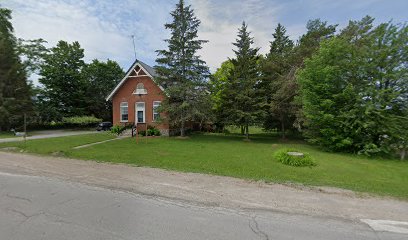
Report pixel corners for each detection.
[0,151,407,222]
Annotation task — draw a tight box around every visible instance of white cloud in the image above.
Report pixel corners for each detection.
[5,0,403,80]
[4,0,303,78]
[3,0,173,85]
[191,0,287,71]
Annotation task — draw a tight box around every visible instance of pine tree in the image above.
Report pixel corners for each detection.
[295,19,337,65]
[0,8,32,131]
[220,22,263,139]
[155,0,210,137]
[268,23,294,58]
[261,23,295,138]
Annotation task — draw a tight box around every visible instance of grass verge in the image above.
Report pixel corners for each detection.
[0,133,115,155]
[0,132,407,199]
[0,132,16,139]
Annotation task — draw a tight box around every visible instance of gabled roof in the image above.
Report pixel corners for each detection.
[105,59,162,101]
[138,60,158,78]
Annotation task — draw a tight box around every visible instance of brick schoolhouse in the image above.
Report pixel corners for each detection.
[106,60,170,135]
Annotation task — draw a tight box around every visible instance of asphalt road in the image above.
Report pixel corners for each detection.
[0,172,405,240]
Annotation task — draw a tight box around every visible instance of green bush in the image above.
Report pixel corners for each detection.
[111,125,126,135]
[139,130,146,136]
[62,116,102,126]
[274,148,316,167]
[147,125,161,136]
[28,116,103,130]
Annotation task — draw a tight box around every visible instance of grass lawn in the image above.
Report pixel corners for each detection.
[0,131,16,139]
[0,132,407,199]
[0,133,115,154]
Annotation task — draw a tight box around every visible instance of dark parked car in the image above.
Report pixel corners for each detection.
[96,122,112,131]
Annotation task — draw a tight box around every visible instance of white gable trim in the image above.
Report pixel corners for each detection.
[105,62,164,101]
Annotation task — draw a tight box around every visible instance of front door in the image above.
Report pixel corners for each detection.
[135,102,145,124]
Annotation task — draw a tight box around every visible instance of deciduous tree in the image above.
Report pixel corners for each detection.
[82,59,124,120]
[39,41,86,118]
[298,16,408,157]
[210,60,234,131]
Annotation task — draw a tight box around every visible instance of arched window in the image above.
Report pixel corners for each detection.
[134,83,147,94]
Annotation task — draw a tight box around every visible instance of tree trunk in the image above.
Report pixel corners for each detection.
[241,125,245,135]
[180,109,185,137]
[401,149,406,161]
[281,120,286,139]
[180,119,185,137]
[245,124,249,140]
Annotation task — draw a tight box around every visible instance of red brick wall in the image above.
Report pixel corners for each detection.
[111,71,169,133]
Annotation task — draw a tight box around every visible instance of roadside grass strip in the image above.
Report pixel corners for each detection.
[1,131,407,199]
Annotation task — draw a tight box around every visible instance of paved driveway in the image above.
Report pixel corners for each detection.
[0,130,98,143]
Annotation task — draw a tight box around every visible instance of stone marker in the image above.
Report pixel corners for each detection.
[287,152,304,157]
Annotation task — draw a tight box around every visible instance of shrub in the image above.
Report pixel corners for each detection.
[111,125,126,135]
[62,116,102,126]
[274,148,316,167]
[27,116,102,130]
[139,130,146,136]
[147,125,161,136]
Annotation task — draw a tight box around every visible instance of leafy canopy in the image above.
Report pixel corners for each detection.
[298,16,408,157]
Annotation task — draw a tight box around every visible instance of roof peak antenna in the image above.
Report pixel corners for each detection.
[131,35,137,61]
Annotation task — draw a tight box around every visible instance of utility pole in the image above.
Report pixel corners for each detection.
[131,35,137,60]
[23,113,26,143]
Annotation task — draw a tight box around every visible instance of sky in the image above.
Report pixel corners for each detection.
[2,0,407,84]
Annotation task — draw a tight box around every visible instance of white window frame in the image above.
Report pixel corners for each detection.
[153,101,161,122]
[135,102,145,123]
[120,102,128,122]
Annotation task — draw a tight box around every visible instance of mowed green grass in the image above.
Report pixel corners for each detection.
[0,132,407,199]
[0,131,16,139]
[0,133,115,154]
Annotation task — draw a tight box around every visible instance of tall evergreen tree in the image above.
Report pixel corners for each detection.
[39,41,86,118]
[0,8,32,131]
[295,19,337,65]
[155,0,210,137]
[261,23,295,138]
[220,22,263,139]
[268,23,294,58]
